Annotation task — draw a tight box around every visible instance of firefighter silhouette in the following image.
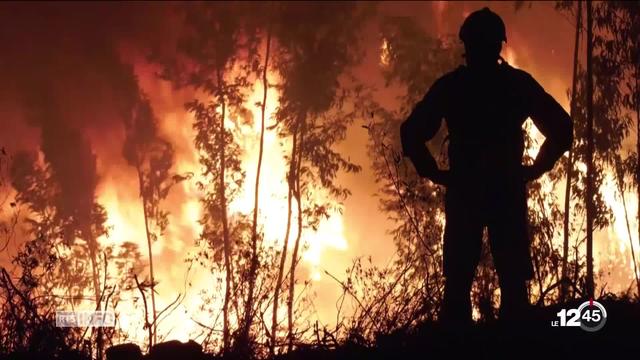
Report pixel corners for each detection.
[401,8,573,326]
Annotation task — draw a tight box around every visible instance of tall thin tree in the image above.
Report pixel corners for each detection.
[585,0,595,299]
[561,0,582,302]
[242,16,273,349]
[635,7,640,277]
[287,116,305,352]
[123,95,180,347]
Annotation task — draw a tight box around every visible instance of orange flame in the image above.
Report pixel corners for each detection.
[89,56,349,344]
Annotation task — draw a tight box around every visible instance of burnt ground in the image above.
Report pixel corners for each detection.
[276,298,640,360]
[110,298,640,360]
[3,298,639,360]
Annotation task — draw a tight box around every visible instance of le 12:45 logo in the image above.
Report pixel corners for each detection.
[551,299,607,332]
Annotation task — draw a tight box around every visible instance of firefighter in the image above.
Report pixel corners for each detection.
[400,7,573,326]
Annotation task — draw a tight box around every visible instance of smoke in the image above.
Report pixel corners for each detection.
[1,1,634,342]
[0,3,175,230]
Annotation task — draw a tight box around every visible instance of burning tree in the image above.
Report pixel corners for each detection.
[5,147,143,359]
[268,2,370,353]
[155,3,371,355]
[591,0,640,296]
[556,0,637,299]
[0,4,152,355]
[123,93,189,348]
[2,3,640,359]
[155,2,268,354]
[11,132,110,359]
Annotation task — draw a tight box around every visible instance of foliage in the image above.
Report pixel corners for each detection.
[5,151,142,356]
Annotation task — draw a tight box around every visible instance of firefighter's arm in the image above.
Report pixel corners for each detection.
[526,74,574,179]
[400,78,446,183]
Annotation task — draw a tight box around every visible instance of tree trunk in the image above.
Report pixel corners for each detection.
[87,232,102,359]
[287,117,305,352]
[585,0,595,299]
[614,157,640,294]
[217,67,232,354]
[137,163,157,346]
[636,30,640,297]
[242,24,272,348]
[271,128,296,356]
[561,0,582,302]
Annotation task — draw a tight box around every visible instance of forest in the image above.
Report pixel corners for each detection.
[0,1,639,359]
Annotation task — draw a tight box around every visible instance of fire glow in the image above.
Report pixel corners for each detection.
[85,61,350,343]
[1,2,638,353]
[504,45,640,296]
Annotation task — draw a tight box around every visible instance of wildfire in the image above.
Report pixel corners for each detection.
[3,6,638,351]
[378,32,639,304]
[505,44,640,295]
[380,38,391,67]
[87,56,350,344]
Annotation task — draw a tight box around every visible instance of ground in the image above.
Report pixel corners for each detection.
[5,298,638,360]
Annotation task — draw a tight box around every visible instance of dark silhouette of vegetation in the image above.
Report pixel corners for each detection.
[1,149,142,359]
[123,93,190,349]
[0,2,639,360]
[270,3,370,352]
[154,3,370,356]
[560,0,582,302]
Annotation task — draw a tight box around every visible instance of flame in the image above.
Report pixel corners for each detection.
[226,70,348,279]
[380,38,391,67]
[505,44,640,294]
[86,50,349,344]
[12,16,636,348]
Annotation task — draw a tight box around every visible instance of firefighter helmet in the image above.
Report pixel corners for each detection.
[459,7,507,44]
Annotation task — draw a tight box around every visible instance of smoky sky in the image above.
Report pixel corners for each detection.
[0,1,578,240]
[0,2,179,221]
